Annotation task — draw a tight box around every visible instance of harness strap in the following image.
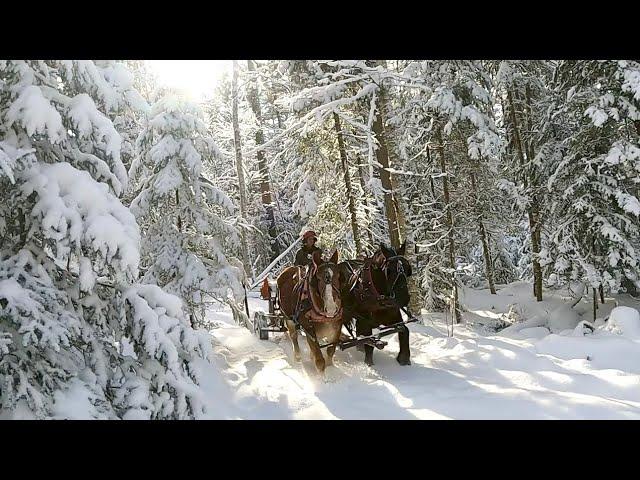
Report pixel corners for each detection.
[294,262,343,324]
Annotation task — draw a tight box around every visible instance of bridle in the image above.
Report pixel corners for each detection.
[303,261,343,322]
[350,252,409,307]
[379,255,408,301]
[310,261,342,296]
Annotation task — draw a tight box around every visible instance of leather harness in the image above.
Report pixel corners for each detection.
[294,263,343,324]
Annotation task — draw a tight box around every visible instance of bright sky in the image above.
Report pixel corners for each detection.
[146,60,233,100]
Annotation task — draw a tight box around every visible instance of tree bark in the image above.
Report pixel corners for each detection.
[246,60,280,262]
[232,61,251,275]
[529,208,543,301]
[355,154,375,249]
[524,85,544,303]
[436,126,461,324]
[371,85,401,249]
[427,147,437,198]
[599,284,605,304]
[506,88,543,301]
[333,112,362,256]
[470,172,496,294]
[176,190,182,232]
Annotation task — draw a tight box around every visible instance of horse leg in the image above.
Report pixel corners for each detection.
[396,324,411,366]
[324,321,343,367]
[326,345,336,366]
[356,320,374,366]
[305,334,326,375]
[285,319,302,362]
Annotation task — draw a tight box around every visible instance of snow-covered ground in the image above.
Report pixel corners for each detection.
[193,284,640,419]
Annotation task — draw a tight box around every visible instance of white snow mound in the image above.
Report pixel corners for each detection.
[605,306,640,339]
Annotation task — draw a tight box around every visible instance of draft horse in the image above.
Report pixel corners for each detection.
[339,242,413,366]
[276,250,344,375]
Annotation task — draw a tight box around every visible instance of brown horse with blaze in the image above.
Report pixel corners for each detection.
[276,249,343,376]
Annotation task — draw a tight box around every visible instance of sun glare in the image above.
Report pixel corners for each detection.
[146,60,232,100]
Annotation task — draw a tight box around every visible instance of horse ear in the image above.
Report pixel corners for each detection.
[330,249,339,264]
[379,243,392,258]
[372,250,385,267]
[403,258,413,277]
[312,250,322,266]
[398,241,406,256]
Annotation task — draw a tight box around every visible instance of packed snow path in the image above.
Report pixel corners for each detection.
[196,294,640,419]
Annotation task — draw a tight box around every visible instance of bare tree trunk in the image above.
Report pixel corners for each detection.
[506,88,543,301]
[366,64,423,314]
[524,86,544,303]
[436,126,461,324]
[246,60,280,262]
[479,220,496,294]
[355,154,375,250]
[371,85,401,249]
[529,209,543,301]
[333,112,362,256]
[593,287,597,322]
[275,109,284,130]
[427,146,437,198]
[470,172,496,294]
[599,284,605,304]
[176,189,182,232]
[232,61,251,275]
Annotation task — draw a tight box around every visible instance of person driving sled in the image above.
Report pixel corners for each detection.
[294,230,321,267]
[292,230,321,326]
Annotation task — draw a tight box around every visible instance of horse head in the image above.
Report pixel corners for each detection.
[373,241,413,308]
[309,249,342,316]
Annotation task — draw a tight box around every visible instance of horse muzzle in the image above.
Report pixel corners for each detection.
[308,307,344,323]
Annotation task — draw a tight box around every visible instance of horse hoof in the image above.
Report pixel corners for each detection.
[396,355,411,366]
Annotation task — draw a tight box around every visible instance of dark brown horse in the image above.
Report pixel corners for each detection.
[339,243,413,366]
[275,250,344,376]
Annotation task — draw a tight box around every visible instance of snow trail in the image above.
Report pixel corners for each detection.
[196,294,640,419]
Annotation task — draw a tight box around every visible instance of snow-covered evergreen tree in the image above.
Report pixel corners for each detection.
[129,92,244,326]
[0,61,215,419]
[545,60,640,295]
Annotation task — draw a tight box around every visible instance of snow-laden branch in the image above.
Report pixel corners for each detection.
[244,82,379,156]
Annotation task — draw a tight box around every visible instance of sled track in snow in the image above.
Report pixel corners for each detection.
[197,296,640,419]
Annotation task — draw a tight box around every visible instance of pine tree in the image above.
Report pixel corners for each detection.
[0,61,216,419]
[129,91,244,326]
[545,60,640,298]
